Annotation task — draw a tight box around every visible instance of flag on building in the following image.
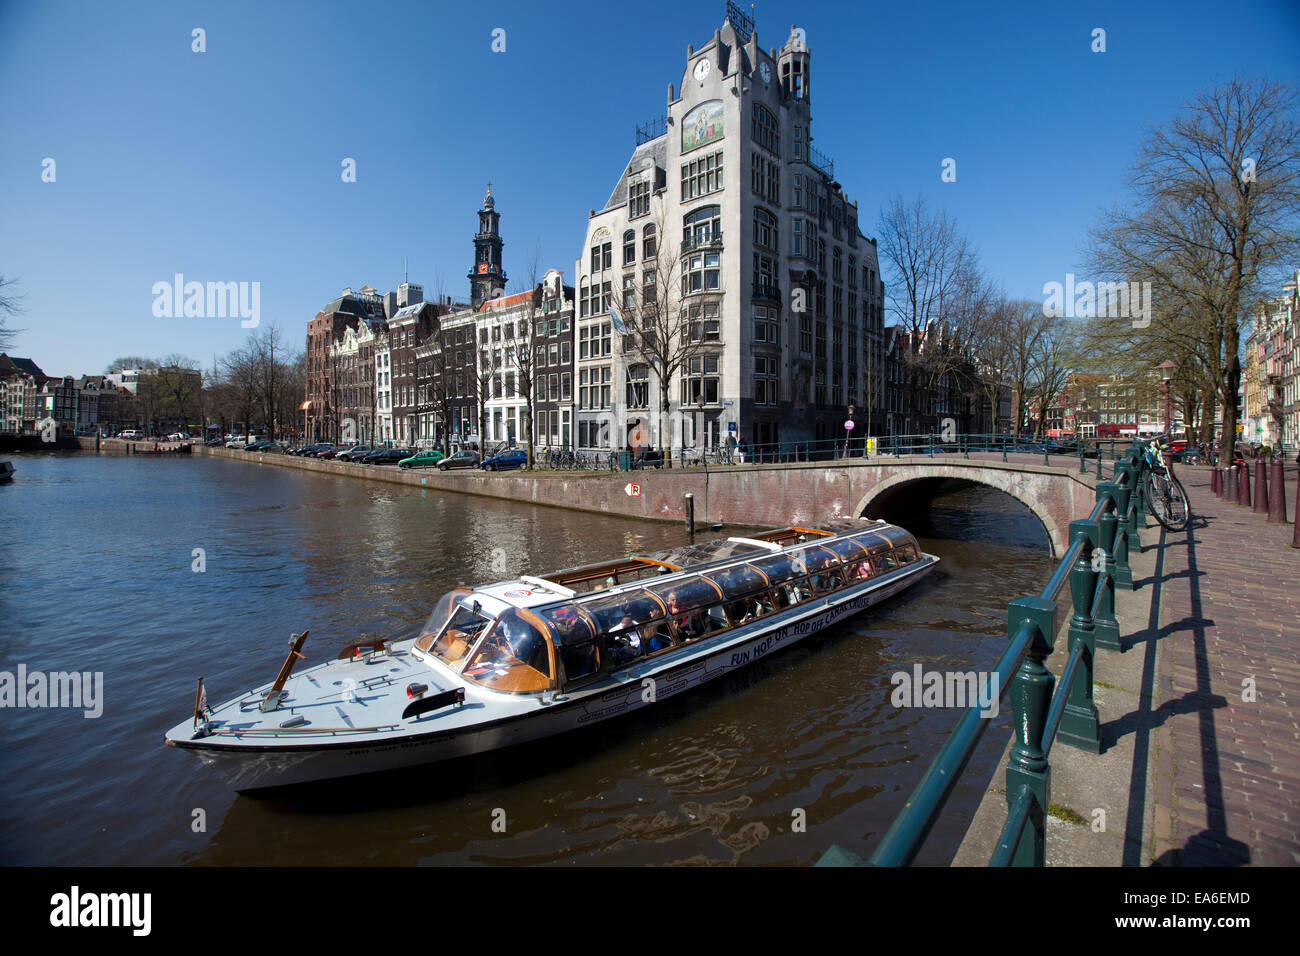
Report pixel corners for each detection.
[609,304,631,336]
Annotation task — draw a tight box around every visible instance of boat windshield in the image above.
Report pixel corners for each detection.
[462,608,554,693]
[424,596,495,666]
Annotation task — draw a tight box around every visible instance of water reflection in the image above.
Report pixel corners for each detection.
[1,457,1051,866]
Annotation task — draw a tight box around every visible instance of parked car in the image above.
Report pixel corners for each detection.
[398,449,445,469]
[481,449,527,472]
[335,445,375,462]
[167,432,189,442]
[316,444,349,459]
[437,451,480,471]
[358,448,411,465]
[293,442,332,457]
[204,437,223,446]
[120,429,143,440]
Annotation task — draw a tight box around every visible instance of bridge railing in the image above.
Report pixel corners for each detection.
[818,438,1152,866]
[664,433,1138,471]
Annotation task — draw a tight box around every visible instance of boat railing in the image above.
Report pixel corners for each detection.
[821,438,1151,866]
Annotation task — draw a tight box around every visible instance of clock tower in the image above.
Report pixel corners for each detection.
[469,186,506,310]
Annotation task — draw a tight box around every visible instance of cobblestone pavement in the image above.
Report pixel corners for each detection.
[1151,464,1300,866]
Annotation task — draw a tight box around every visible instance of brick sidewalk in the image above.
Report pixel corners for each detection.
[1151,464,1300,865]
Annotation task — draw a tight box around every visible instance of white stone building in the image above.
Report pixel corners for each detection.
[573,12,887,454]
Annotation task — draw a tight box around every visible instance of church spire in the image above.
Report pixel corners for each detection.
[469,186,505,309]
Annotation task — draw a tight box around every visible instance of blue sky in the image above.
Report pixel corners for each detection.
[1,0,1297,376]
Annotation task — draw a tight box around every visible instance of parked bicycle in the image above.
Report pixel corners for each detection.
[1142,435,1190,532]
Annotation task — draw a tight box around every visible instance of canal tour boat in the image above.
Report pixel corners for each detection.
[164,519,937,790]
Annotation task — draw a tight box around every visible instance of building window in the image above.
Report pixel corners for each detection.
[628,180,650,219]
[623,230,636,266]
[590,242,612,273]
[753,207,778,251]
[682,204,722,245]
[682,252,721,294]
[579,323,612,360]
[684,301,721,342]
[755,356,778,405]
[682,354,721,405]
[626,364,650,408]
[794,125,803,160]
[752,104,779,155]
[754,305,779,344]
[642,223,656,260]
[681,150,724,200]
[623,274,636,309]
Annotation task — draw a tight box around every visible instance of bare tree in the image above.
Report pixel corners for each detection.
[622,202,705,453]
[877,194,986,432]
[0,276,25,352]
[1088,78,1300,460]
[510,252,544,467]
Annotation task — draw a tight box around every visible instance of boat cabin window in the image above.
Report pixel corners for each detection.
[420,591,491,665]
[647,575,723,614]
[749,554,801,587]
[725,595,770,625]
[895,544,919,564]
[462,609,554,693]
[704,564,770,600]
[874,551,900,572]
[845,558,873,582]
[810,566,844,594]
[822,537,871,563]
[537,605,602,687]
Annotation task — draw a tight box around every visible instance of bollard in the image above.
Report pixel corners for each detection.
[1060,520,1102,753]
[1237,464,1251,507]
[1095,483,1122,648]
[1210,467,1220,495]
[1268,458,1288,524]
[683,493,695,536]
[1005,596,1056,866]
[1253,458,1269,514]
[1225,466,1237,504]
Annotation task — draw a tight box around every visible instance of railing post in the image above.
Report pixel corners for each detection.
[964,434,970,460]
[1113,461,1139,576]
[1005,596,1056,866]
[1002,434,1008,463]
[1095,444,1103,479]
[1078,444,1086,474]
[929,433,935,457]
[1060,520,1102,753]
[1094,482,1122,648]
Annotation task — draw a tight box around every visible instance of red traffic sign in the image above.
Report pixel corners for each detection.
[625,482,642,498]
[844,420,855,431]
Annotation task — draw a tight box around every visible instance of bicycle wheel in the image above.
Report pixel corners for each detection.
[1144,469,1189,531]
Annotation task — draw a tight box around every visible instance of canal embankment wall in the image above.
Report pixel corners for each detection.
[189,445,1098,546]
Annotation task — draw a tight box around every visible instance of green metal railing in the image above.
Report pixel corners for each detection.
[819,439,1152,867]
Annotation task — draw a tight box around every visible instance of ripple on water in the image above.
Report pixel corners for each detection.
[2,456,1051,865]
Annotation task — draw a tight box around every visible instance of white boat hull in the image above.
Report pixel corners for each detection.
[173,558,934,790]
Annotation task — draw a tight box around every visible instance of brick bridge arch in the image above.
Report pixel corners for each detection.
[853,465,1083,558]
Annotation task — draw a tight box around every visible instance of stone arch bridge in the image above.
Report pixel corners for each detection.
[660,457,1099,557]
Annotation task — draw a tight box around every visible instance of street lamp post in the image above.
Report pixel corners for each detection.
[1158,360,1176,437]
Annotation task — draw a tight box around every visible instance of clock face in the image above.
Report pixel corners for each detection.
[477,264,488,273]
[694,58,711,83]
[759,62,771,84]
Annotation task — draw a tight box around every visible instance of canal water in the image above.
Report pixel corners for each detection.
[0,454,1052,865]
